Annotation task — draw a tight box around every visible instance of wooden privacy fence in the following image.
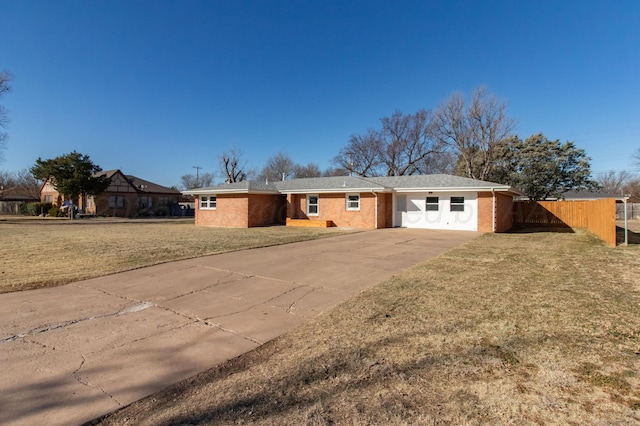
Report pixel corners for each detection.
[513,199,617,247]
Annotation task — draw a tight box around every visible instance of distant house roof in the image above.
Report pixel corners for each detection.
[0,186,40,202]
[553,189,625,201]
[125,175,181,195]
[183,174,523,196]
[96,169,121,179]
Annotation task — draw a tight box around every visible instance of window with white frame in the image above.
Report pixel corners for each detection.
[200,195,217,210]
[307,194,319,216]
[450,196,465,212]
[426,196,439,211]
[346,193,360,210]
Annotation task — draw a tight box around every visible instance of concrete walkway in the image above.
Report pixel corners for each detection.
[0,228,477,425]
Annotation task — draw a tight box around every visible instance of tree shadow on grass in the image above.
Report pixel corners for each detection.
[507,225,575,234]
[88,327,620,426]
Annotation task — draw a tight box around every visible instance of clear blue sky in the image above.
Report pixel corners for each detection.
[2,0,639,188]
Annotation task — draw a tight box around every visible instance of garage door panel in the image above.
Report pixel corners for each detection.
[398,192,478,231]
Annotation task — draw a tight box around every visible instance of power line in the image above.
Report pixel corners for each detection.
[591,168,640,175]
[192,165,202,186]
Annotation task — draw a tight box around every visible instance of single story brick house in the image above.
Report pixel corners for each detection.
[0,186,40,214]
[40,169,182,217]
[183,174,523,232]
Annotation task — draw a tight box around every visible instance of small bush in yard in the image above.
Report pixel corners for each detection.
[20,202,52,216]
[48,207,64,217]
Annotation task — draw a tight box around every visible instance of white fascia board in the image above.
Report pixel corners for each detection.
[182,189,279,195]
[279,187,390,194]
[392,186,520,194]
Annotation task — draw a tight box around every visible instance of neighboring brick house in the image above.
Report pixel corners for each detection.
[183,174,523,232]
[40,169,182,217]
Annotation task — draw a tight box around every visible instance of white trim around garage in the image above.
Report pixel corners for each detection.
[393,191,479,231]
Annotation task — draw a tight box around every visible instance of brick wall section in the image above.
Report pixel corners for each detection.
[40,182,60,205]
[196,194,286,227]
[495,192,515,232]
[477,192,514,233]
[477,192,493,232]
[196,194,248,227]
[287,194,305,219]
[374,192,393,229]
[95,193,139,217]
[286,192,379,228]
[248,194,286,227]
[384,193,393,228]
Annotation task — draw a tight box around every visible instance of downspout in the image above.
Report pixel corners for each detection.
[491,188,496,233]
[371,190,378,229]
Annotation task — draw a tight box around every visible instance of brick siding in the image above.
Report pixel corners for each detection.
[477,191,514,232]
[286,192,383,229]
[196,194,285,227]
[196,194,248,227]
[248,194,286,227]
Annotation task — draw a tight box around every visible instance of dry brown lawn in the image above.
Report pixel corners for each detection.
[93,227,640,425]
[0,217,352,293]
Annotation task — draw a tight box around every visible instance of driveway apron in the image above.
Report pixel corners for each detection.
[0,228,477,425]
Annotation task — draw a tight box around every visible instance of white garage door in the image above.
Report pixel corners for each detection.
[394,192,478,231]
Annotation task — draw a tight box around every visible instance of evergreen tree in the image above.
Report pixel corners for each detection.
[30,151,110,201]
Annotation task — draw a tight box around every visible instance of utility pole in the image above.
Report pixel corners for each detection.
[192,165,202,187]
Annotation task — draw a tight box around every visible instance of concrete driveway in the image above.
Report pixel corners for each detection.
[0,228,477,425]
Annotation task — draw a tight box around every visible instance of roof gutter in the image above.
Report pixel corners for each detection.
[392,186,521,195]
[182,189,279,195]
[278,187,388,195]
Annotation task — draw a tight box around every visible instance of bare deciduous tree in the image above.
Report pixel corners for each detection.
[431,86,516,181]
[322,166,349,177]
[0,169,41,198]
[380,109,442,176]
[334,129,382,177]
[259,151,296,182]
[0,70,13,163]
[220,146,248,183]
[632,148,640,168]
[180,172,214,190]
[294,162,322,178]
[597,170,636,197]
[418,150,457,175]
[333,109,442,177]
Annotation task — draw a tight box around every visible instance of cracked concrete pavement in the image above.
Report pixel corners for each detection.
[0,228,477,425]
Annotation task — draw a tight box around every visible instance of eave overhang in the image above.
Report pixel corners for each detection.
[277,187,392,195]
[391,185,524,196]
